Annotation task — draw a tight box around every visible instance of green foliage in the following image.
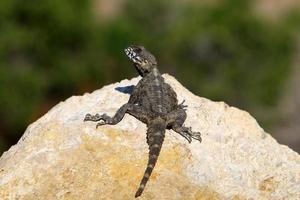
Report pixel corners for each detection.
[0,0,99,152]
[103,0,295,123]
[0,0,297,153]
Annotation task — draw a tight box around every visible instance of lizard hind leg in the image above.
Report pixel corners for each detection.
[166,109,202,143]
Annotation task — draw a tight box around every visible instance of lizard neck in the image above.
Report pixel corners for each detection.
[152,67,160,77]
[144,66,160,78]
[137,64,159,77]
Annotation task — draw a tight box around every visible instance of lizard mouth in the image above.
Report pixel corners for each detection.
[125,47,143,65]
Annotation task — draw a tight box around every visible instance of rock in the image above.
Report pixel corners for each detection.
[0,74,299,200]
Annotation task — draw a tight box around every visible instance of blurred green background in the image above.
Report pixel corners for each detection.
[1,0,300,154]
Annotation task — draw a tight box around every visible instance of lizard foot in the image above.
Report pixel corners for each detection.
[173,126,192,143]
[191,131,202,143]
[84,113,101,121]
[178,100,188,110]
[84,113,112,128]
[173,126,202,143]
[95,114,112,128]
[185,127,202,143]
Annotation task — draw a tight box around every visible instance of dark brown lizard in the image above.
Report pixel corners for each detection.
[84,45,202,197]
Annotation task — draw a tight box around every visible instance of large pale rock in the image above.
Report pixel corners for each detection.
[0,75,299,200]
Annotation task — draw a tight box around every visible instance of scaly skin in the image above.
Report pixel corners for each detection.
[84,45,202,198]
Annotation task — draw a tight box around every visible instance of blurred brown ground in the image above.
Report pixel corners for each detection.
[254,0,300,152]
[272,38,300,152]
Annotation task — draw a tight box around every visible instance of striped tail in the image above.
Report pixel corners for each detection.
[135,118,166,198]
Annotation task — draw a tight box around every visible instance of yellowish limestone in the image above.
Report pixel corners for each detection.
[0,75,299,199]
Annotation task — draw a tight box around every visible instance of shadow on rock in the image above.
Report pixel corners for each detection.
[115,85,135,95]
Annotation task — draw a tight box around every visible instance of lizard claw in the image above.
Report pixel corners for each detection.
[84,113,104,122]
[84,113,92,121]
[84,113,110,128]
[186,136,192,143]
[95,114,111,128]
[191,132,202,143]
[180,132,192,143]
[96,121,106,128]
[84,112,111,128]
[178,100,188,109]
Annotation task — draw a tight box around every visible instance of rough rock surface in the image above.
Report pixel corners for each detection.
[0,75,299,200]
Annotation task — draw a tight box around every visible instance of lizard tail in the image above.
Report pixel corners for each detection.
[135,118,166,198]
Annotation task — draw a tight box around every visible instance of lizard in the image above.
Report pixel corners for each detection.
[84,45,202,198]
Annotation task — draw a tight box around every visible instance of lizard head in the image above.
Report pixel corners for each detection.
[124,45,157,77]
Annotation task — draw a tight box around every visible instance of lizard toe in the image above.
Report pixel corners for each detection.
[84,113,92,121]
[96,121,106,128]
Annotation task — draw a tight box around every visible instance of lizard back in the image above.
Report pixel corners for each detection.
[136,68,178,118]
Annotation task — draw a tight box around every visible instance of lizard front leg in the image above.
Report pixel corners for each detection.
[84,103,131,128]
[166,108,202,143]
[84,81,142,128]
